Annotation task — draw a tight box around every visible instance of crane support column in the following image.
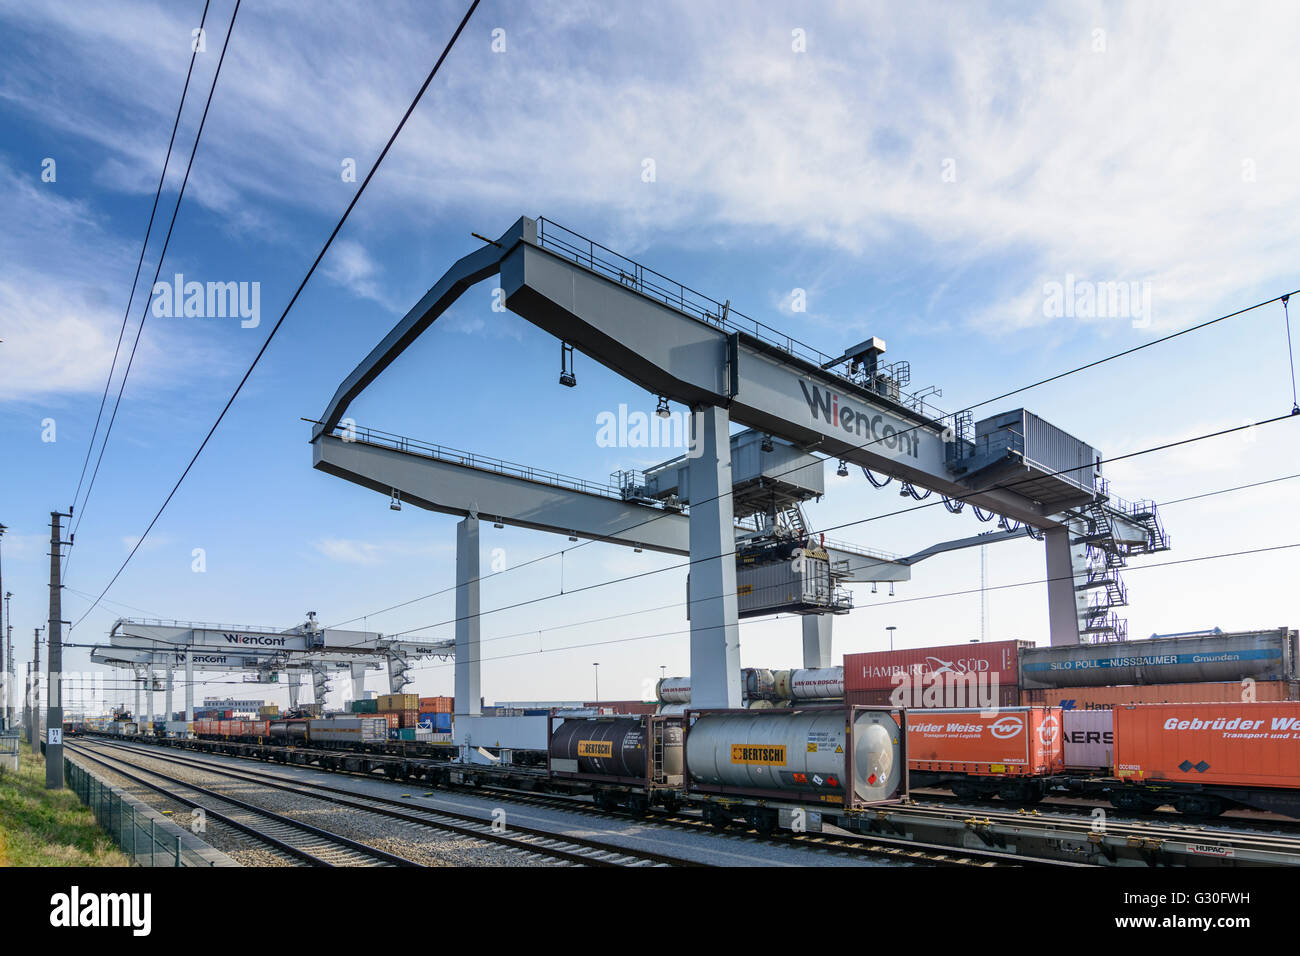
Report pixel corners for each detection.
[133,665,141,729]
[164,666,174,726]
[184,650,194,724]
[1045,524,1085,646]
[454,516,482,720]
[802,614,833,669]
[288,672,301,710]
[350,661,366,702]
[687,405,743,709]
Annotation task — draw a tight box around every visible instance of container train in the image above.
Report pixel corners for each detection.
[194,716,390,747]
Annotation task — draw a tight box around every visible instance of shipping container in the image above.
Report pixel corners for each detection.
[906,706,1064,777]
[377,693,419,712]
[1018,628,1298,689]
[376,712,400,729]
[582,700,658,715]
[418,712,453,732]
[351,698,379,714]
[308,717,389,744]
[1113,702,1300,791]
[845,640,1030,694]
[1022,679,1298,709]
[848,684,1020,709]
[1062,709,1114,771]
[418,696,453,714]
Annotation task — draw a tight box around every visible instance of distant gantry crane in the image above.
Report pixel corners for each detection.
[308,216,1170,715]
[90,615,453,720]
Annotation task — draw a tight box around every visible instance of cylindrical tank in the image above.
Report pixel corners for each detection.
[1018,629,1299,689]
[787,667,845,700]
[744,668,778,701]
[747,699,775,710]
[656,677,691,704]
[686,709,901,804]
[657,703,688,716]
[270,720,308,743]
[550,716,684,778]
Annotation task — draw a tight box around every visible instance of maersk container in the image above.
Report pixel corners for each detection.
[1018,629,1299,689]
[684,706,904,807]
[1062,708,1114,771]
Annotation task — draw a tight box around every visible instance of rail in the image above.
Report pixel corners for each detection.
[331,422,629,499]
[65,757,218,866]
[536,218,953,423]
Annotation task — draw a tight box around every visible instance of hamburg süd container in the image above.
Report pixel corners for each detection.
[845,640,1029,693]
[1112,701,1300,790]
[907,706,1064,776]
[684,705,905,808]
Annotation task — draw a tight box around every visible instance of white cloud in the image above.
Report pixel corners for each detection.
[312,536,450,566]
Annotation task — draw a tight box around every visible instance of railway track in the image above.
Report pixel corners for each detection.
[76,739,707,868]
[87,737,1062,867]
[67,743,422,867]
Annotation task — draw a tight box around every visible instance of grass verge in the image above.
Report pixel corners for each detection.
[0,748,129,866]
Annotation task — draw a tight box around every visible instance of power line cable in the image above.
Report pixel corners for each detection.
[67,0,242,574]
[69,0,213,523]
[373,413,1297,640]
[71,0,482,630]
[324,287,1300,630]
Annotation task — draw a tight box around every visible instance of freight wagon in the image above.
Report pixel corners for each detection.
[1102,702,1300,816]
[906,706,1063,801]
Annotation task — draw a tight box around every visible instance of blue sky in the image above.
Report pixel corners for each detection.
[1,0,1298,714]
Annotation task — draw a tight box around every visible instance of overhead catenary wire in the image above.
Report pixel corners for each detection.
[324,286,1300,631]
[391,540,1300,676]
[71,0,482,632]
[67,0,243,576]
[69,0,214,530]
[368,412,1298,640]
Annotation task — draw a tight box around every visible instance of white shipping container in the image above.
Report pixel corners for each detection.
[1062,708,1114,771]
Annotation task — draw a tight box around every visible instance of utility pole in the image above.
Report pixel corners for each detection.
[30,626,42,752]
[47,510,71,788]
[3,591,11,731]
[0,523,7,732]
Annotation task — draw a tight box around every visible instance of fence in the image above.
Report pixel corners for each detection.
[64,758,219,866]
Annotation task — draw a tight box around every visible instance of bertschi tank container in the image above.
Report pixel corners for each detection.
[907,706,1064,777]
[684,706,905,808]
[549,715,684,785]
[1018,628,1298,689]
[1113,702,1300,791]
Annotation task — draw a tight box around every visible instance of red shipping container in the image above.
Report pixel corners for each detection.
[419,696,454,714]
[1022,680,1299,709]
[848,685,1020,709]
[906,706,1064,777]
[1114,702,1300,790]
[845,640,1030,693]
[377,712,400,729]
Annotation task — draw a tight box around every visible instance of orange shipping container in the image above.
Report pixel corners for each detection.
[1022,680,1298,709]
[419,696,453,714]
[1114,702,1300,790]
[906,706,1064,777]
[377,712,400,729]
